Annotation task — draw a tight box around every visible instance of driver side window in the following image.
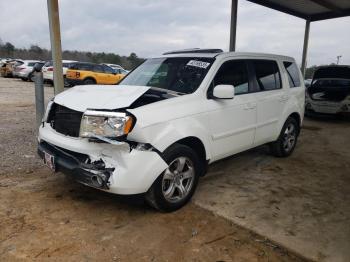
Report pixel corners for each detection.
[212,60,249,95]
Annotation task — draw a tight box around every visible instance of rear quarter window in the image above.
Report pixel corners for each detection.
[284,61,301,88]
[252,60,281,91]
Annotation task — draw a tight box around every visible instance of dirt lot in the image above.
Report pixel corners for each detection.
[0,76,347,261]
[195,115,350,261]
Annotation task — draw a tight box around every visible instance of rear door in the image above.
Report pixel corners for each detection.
[205,59,257,161]
[250,59,286,145]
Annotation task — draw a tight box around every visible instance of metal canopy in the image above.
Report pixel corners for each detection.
[247,0,350,21]
[229,0,350,76]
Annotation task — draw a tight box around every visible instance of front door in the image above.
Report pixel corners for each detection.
[205,59,257,161]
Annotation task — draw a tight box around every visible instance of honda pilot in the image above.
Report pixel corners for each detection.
[38,49,305,212]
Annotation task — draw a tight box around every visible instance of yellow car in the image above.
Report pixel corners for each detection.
[66,62,126,86]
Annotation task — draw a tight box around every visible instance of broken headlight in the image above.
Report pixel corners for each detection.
[79,110,134,138]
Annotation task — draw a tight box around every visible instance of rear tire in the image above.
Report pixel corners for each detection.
[270,117,299,157]
[145,144,202,212]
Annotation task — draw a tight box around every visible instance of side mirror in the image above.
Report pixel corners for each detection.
[212,85,235,99]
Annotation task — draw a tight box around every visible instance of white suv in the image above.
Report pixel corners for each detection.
[38,50,305,211]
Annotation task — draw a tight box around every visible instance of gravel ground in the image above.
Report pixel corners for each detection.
[0,77,306,261]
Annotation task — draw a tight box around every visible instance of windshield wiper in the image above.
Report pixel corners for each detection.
[149,86,185,96]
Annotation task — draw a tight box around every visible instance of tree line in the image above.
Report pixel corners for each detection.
[0,38,144,70]
[0,38,338,78]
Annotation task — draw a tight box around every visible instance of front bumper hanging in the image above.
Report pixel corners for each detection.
[37,141,114,189]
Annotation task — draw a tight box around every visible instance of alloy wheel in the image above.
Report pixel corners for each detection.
[161,156,195,203]
[283,123,296,152]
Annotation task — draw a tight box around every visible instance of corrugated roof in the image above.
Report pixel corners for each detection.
[247,0,350,21]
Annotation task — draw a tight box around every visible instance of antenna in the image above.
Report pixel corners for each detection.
[336,55,342,65]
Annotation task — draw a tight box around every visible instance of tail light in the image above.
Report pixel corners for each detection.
[47,67,53,72]
[76,72,80,78]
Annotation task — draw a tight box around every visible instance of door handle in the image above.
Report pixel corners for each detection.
[279,95,289,102]
[244,103,256,110]
[249,103,257,109]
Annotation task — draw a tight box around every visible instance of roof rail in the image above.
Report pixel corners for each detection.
[163,48,223,55]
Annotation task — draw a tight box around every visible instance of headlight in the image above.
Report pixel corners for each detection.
[79,110,134,138]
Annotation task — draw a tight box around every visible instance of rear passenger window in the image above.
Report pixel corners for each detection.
[284,62,301,87]
[213,60,249,95]
[253,60,281,91]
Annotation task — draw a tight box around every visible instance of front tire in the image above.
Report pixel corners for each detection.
[270,117,299,157]
[83,78,96,85]
[146,144,202,212]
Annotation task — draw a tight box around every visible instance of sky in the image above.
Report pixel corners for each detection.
[0,0,349,66]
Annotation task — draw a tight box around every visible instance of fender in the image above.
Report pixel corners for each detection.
[276,89,305,139]
[127,115,212,161]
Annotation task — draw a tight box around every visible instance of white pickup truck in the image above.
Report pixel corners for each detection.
[38,49,305,211]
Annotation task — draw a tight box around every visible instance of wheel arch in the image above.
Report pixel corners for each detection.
[169,136,208,172]
[83,76,96,84]
[288,112,301,134]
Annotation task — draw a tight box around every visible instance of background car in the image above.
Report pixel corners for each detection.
[66,62,126,86]
[305,65,350,115]
[27,61,46,82]
[42,60,77,85]
[0,59,23,78]
[13,60,40,81]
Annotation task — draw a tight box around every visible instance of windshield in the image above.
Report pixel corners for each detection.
[313,79,350,87]
[119,57,214,94]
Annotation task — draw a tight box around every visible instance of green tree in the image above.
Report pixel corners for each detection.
[29,45,43,54]
[3,42,15,53]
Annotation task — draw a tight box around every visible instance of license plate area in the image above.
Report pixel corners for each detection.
[44,151,56,172]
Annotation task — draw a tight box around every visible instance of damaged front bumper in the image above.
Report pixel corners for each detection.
[38,124,168,195]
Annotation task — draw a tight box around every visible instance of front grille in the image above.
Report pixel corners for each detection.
[47,103,83,137]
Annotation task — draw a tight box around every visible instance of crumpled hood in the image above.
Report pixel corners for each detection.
[54,85,150,112]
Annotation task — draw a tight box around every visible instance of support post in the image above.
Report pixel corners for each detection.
[301,20,311,77]
[229,0,238,52]
[34,72,45,130]
[47,0,64,94]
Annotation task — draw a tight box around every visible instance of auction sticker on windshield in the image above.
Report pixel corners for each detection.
[186,60,211,69]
